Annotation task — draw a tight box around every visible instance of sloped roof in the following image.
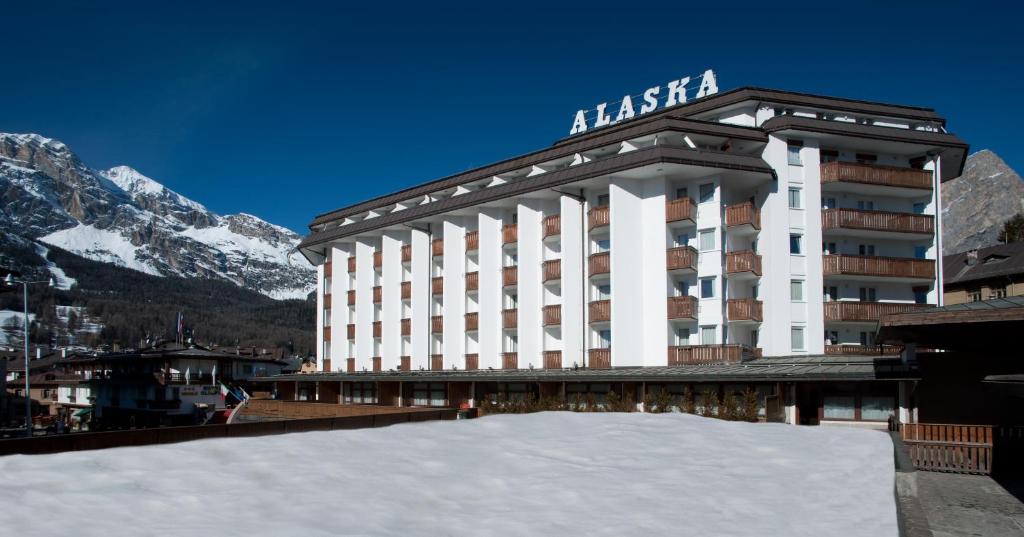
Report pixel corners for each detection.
[944,242,1024,286]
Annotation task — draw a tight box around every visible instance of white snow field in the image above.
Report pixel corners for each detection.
[0,412,897,536]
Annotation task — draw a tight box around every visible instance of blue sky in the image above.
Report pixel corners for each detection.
[2,1,1020,233]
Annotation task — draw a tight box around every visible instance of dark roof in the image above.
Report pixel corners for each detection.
[253,355,916,383]
[943,242,1024,286]
[60,345,289,366]
[878,296,1024,351]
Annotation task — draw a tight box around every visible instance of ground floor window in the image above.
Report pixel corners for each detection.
[343,382,377,404]
[823,395,856,419]
[412,382,446,406]
[860,395,896,421]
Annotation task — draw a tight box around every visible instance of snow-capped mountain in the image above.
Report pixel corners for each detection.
[0,132,314,299]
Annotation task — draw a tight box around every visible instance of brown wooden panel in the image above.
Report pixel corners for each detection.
[430,354,443,370]
[727,298,763,322]
[822,208,934,235]
[346,323,355,340]
[503,266,518,287]
[432,276,443,295]
[503,223,518,244]
[665,197,696,223]
[347,289,356,305]
[372,286,382,303]
[542,304,561,326]
[465,230,479,251]
[432,238,444,256]
[431,315,443,333]
[725,202,761,229]
[401,281,411,300]
[588,252,610,276]
[666,246,697,271]
[502,309,518,328]
[401,318,411,336]
[401,244,412,263]
[542,259,561,281]
[823,301,932,322]
[346,358,356,373]
[348,257,356,273]
[502,352,518,370]
[822,255,934,279]
[400,356,411,371]
[543,350,562,369]
[588,205,610,230]
[543,214,561,237]
[372,321,382,338]
[373,250,382,268]
[466,271,479,291]
[821,161,933,190]
[589,300,610,323]
[464,354,478,370]
[667,344,752,365]
[372,357,381,372]
[465,312,479,331]
[324,261,333,277]
[323,326,331,341]
[588,349,611,369]
[667,295,697,319]
[726,250,762,275]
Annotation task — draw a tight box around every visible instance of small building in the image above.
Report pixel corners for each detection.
[944,242,1024,305]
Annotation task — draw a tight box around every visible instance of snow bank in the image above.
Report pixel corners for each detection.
[0,413,897,536]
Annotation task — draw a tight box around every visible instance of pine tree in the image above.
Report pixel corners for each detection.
[999,213,1024,244]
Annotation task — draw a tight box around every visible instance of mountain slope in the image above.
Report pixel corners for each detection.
[942,150,1024,255]
[0,133,314,299]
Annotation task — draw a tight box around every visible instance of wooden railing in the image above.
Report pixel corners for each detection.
[589,252,610,276]
[726,250,762,276]
[824,301,932,322]
[432,276,443,294]
[543,304,561,326]
[727,298,763,322]
[502,309,518,328]
[503,266,518,286]
[503,223,518,244]
[821,161,933,190]
[348,257,356,273]
[323,326,331,341]
[667,344,753,365]
[401,318,410,336]
[464,354,478,370]
[373,250,382,268]
[400,356,411,371]
[347,289,356,305]
[902,424,993,475]
[321,359,331,373]
[667,295,697,319]
[502,352,518,370]
[372,321,381,338]
[400,281,411,300]
[346,324,355,340]
[588,349,611,369]
[324,261,333,277]
[822,208,934,235]
[465,230,479,251]
[588,205,610,230]
[666,197,697,223]
[725,202,760,229]
[401,244,411,263]
[824,344,902,355]
[466,271,479,291]
[666,246,697,271]
[430,354,443,371]
[431,315,443,333]
[323,293,332,309]
[589,300,611,323]
[465,312,479,331]
[347,358,356,373]
[543,214,561,237]
[372,286,382,303]
[372,357,381,372]
[432,238,444,256]
[822,255,935,279]
[543,259,561,281]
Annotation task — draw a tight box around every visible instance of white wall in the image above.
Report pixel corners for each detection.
[442,217,466,367]
[381,231,404,369]
[330,243,352,370]
[517,199,544,368]
[355,238,376,370]
[478,208,504,369]
[560,194,585,367]
[410,227,431,369]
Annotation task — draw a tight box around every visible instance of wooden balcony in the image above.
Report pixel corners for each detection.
[822,254,934,281]
[347,289,356,306]
[503,266,518,287]
[502,309,518,328]
[589,299,611,323]
[666,246,697,272]
[430,354,443,371]
[372,357,381,372]
[588,349,611,369]
[822,208,935,236]
[727,298,763,322]
[323,293,332,309]
[432,276,443,294]
[372,321,381,338]
[431,315,443,333]
[400,356,411,371]
[322,359,331,373]
[465,312,479,331]
[502,352,518,370]
[666,197,696,224]
[347,358,356,373]
[667,344,755,365]
[465,230,479,251]
[348,257,356,273]
[542,304,561,326]
[503,223,518,244]
[588,252,610,276]
[543,214,561,238]
[667,295,698,320]
[726,250,762,277]
[401,318,411,336]
[324,261,333,277]
[825,344,903,356]
[372,286,382,303]
[725,202,760,230]
[400,281,411,300]
[824,301,933,322]
[432,238,444,256]
[465,354,479,370]
[346,324,355,340]
[401,244,412,263]
[543,350,562,369]
[821,161,932,190]
[373,250,382,268]
[323,326,331,341]
[588,205,610,230]
[466,271,479,291]
[543,259,561,282]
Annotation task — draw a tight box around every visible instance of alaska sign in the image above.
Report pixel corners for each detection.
[569,69,719,136]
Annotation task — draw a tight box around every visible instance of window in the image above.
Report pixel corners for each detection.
[861,395,895,421]
[822,242,837,255]
[505,251,518,266]
[675,233,689,247]
[858,244,876,256]
[914,287,929,304]
[787,140,803,165]
[859,287,877,302]
[676,187,688,200]
[597,329,611,349]
[823,395,856,419]
[857,200,875,211]
[675,279,690,297]
[788,187,802,209]
[594,238,610,253]
[699,229,715,251]
[791,327,805,351]
[412,382,446,407]
[991,287,1008,299]
[855,153,878,165]
[699,183,715,203]
[822,197,837,209]
[789,234,803,255]
[825,330,839,345]
[504,333,518,352]
[824,286,838,302]
[914,246,928,259]
[506,293,519,308]
[597,193,610,206]
[595,283,611,300]
[750,329,759,347]
[912,202,926,215]
[820,149,839,163]
[859,331,875,346]
[675,327,690,345]
[323,311,331,326]
[700,326,716,345]
[968,288,982,302]
[700,277,715,299]
[790,280,804,301]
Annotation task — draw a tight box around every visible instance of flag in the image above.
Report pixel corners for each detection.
[211,364,217,387]
[219,383,230,401]
[185,366,190,385]
[176,312,184,344]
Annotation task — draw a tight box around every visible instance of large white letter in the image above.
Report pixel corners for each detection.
[696,69,719,98]
[640,86,660,114]
[570,110,588,135]
[665,76,691,106]
[614,95,635,123]
[594,102,611,127]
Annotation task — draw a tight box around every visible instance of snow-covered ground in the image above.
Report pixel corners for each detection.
[0,413,897,536]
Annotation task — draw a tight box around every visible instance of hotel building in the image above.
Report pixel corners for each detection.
[289,85,968,425]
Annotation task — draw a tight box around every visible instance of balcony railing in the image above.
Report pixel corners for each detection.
[401,318,411,336]
[400,356,411,371]
[589,299,611,323]
[667,295,698,320]
[822,208,935,235]
[543,350,562,369]
[502,352,518,370]
[820,161,933,190]
[825,344,903,356]
[667,344,755,365]
[373,250,382,268]
[372,321,381,338]
[324,261,333,277]
[822,255,934,280]
[666,197,696,224]
[348,257,356,273]
[430,354,443,370]
[824,301,933,322]
[372,286,382,303]
[432,238,444,256]
[502,309,518,329]
[725,202,761,230]
[588,205,610,230]
[727,298,763,322]
[542,304,561,326]
[465,354,479,370]
[347,358,355,373]
[372,357,381,372]
[432,276,443,294]
[726,250,762,276]
[324,293,332,309]
[401,281,411,300]
[401,244,412,263]
[466,271,479,291]
[431,315,443,333]
[346,324,355,340]
[347,289,356,306]
[323,326,331,341]
[666,246,697,272]
[503,224,518,244]
[543,214,561,238]
[503,266,518,287]
[588,349,611,369]
[465,230,479,251]
[543,259,561,281]
[589,252,610,276]
[465,312,479,331]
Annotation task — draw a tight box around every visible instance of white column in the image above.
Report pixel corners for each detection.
[517,200,543,368]
[410,227,431,370]
[928,155,944,306]
[330,243,352,370]
[610,177,644,367]
[316,263,325,369]
[442,217,466,368]
[802,144,825,355]
[696,178,723,344]
[560,194,585,368]
[640,178,668,366]
[355,238,376,370]
[381,231,404,369]
[759,136,791,356]
[478,208,503,369]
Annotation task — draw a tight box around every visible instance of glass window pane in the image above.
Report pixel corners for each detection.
[787,144,802,165]
[699,183,714,203]
[791,327,805,350]
[789,234,802,254]
[823,395,855,419]
[788,188,801,209]
[699,230,715,251]
[700,278,715,298]
[861,396,895,421]
[790,280,803,301]
[701,326,716,345]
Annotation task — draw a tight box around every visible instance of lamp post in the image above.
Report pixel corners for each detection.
[3,274,53,436]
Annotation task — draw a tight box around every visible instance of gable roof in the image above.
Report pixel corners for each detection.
[943,242,1024,286]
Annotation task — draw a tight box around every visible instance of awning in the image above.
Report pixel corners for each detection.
[73,408,93,418]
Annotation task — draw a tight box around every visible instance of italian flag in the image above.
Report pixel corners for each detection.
[219,383,230,400]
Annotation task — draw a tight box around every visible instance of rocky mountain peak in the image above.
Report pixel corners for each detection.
[942,150,1024,255]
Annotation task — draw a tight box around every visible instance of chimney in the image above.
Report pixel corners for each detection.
[966,249,979,266]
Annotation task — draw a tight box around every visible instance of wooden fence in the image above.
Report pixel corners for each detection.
[901,423,993,474]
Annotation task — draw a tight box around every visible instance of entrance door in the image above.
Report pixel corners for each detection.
[796,384,821,425]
